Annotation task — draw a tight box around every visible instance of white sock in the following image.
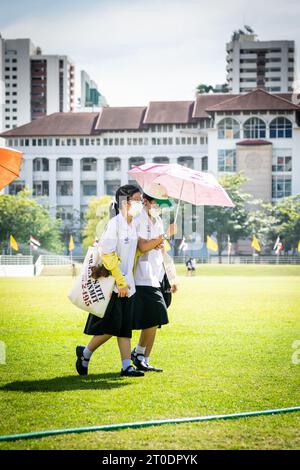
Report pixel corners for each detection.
[145,356,150,365]
[122,359,131,371]
[82,347,92,367]
[136,344,146,359]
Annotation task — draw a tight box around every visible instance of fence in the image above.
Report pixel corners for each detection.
[0,254,299,277]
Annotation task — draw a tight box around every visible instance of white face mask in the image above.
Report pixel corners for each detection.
[149,206,161,218]
[128,200,143,218]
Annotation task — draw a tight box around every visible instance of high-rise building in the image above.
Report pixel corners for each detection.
[0,35,75,133]
[226,30,296,93]
[79,70,107,111]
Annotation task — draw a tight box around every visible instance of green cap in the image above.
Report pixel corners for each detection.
[155,198,172,207]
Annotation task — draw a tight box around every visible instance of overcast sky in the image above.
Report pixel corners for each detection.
[1,0,299,106]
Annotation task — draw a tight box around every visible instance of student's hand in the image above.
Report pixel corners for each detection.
[155,242,164,250]
[118,285,130,297]
[166,223,177,238]
[171,284,178,293]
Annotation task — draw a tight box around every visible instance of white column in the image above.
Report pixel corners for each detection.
[48,158,57,217]
[193,156,202,171]
[23,156,33,191]
[169,156,178,164]
[73,158,81,215]
[97,157,104,196]
[121,157,128,185]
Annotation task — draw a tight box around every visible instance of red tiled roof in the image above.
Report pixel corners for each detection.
[0,112,99,137]
[95,107,147,131]
[206,88,300,112]
[144,101,194,124]
[193,94,239,118]
[237,139,272,146]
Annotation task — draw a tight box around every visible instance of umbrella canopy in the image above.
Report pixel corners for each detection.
[128,163,234,208]
[0,147,23,191]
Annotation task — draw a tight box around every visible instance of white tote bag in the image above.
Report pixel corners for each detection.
[68,246,115,318]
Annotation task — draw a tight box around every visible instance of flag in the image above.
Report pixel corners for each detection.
[298,241,300,253]
[30,235,41,250]
[273,236,283,255]
[228,235,232,255]
[69,235,75,252]
[251,235,261,252]
[273,236,280,251]
[207,235,218,252]
[179,237,188,252]
[10,235,18,251]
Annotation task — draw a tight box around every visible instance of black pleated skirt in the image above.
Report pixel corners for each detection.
[84,292,135,338]
[132,285,169,330]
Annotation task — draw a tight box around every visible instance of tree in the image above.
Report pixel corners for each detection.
[196,84,214,94]
[204,173,254,256]
[82,195,112,251]
[196,83,229,94]
[272,195,300,253]
[0,188,63,253]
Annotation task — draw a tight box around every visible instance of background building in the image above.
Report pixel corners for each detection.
[226,30,296,93]
[79,70,107,111]
[1,89,300,247]
[0,36,75,133]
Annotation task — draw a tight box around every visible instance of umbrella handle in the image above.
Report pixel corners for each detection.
[174,182,184,225]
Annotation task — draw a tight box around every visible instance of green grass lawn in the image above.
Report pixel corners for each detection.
[0,265,299,450]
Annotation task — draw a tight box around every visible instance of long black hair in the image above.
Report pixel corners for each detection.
[109,184,140,217]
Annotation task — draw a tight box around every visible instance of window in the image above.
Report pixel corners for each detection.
[178,156,194,168]
[270,117,292,138]
[272,153,292,172]
[153,157,169,164]
[105,158,121,172]
[218,149,236,172]
[57,158,73,172]
[81,158,97,172]
[57,181,73,196]
[33,181,49,196]
[82,182,97,196]
[9,181,25,195]
[105,180,121,196]
[33,158,49,172]
[218,118,240,139]
[202,156,208,171]
[272,176,292,199]
[129,157,145,169]
[243,117,266,139]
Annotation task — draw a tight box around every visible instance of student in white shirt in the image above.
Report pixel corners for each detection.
[131,193,177,372]
[75,184,145,377]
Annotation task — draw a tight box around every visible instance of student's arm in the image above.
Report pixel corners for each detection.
[138,235,164,253]
[101,252,127,289]
[100,219,129,296]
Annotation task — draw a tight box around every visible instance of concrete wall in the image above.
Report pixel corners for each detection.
[0,265,34,276]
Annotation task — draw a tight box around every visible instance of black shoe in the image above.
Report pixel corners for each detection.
[133,353,151,371]
[120,366,144,377]
[76,345,89,376]
[131,348,137,362]
[144,364,163,372]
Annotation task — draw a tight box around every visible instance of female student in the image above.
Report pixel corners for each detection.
[131,192,177,372]
[75,184,144,377]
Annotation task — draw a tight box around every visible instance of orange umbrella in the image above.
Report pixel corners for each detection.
[0,147,23,191]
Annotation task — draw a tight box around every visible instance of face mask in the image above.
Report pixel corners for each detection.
[128,200,143,218]
[149,206,161,218]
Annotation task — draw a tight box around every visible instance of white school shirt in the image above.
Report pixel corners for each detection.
[134,208,165,287]
[100,213,138,298]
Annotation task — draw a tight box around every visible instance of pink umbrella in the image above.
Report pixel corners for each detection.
[128,163,234,222]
